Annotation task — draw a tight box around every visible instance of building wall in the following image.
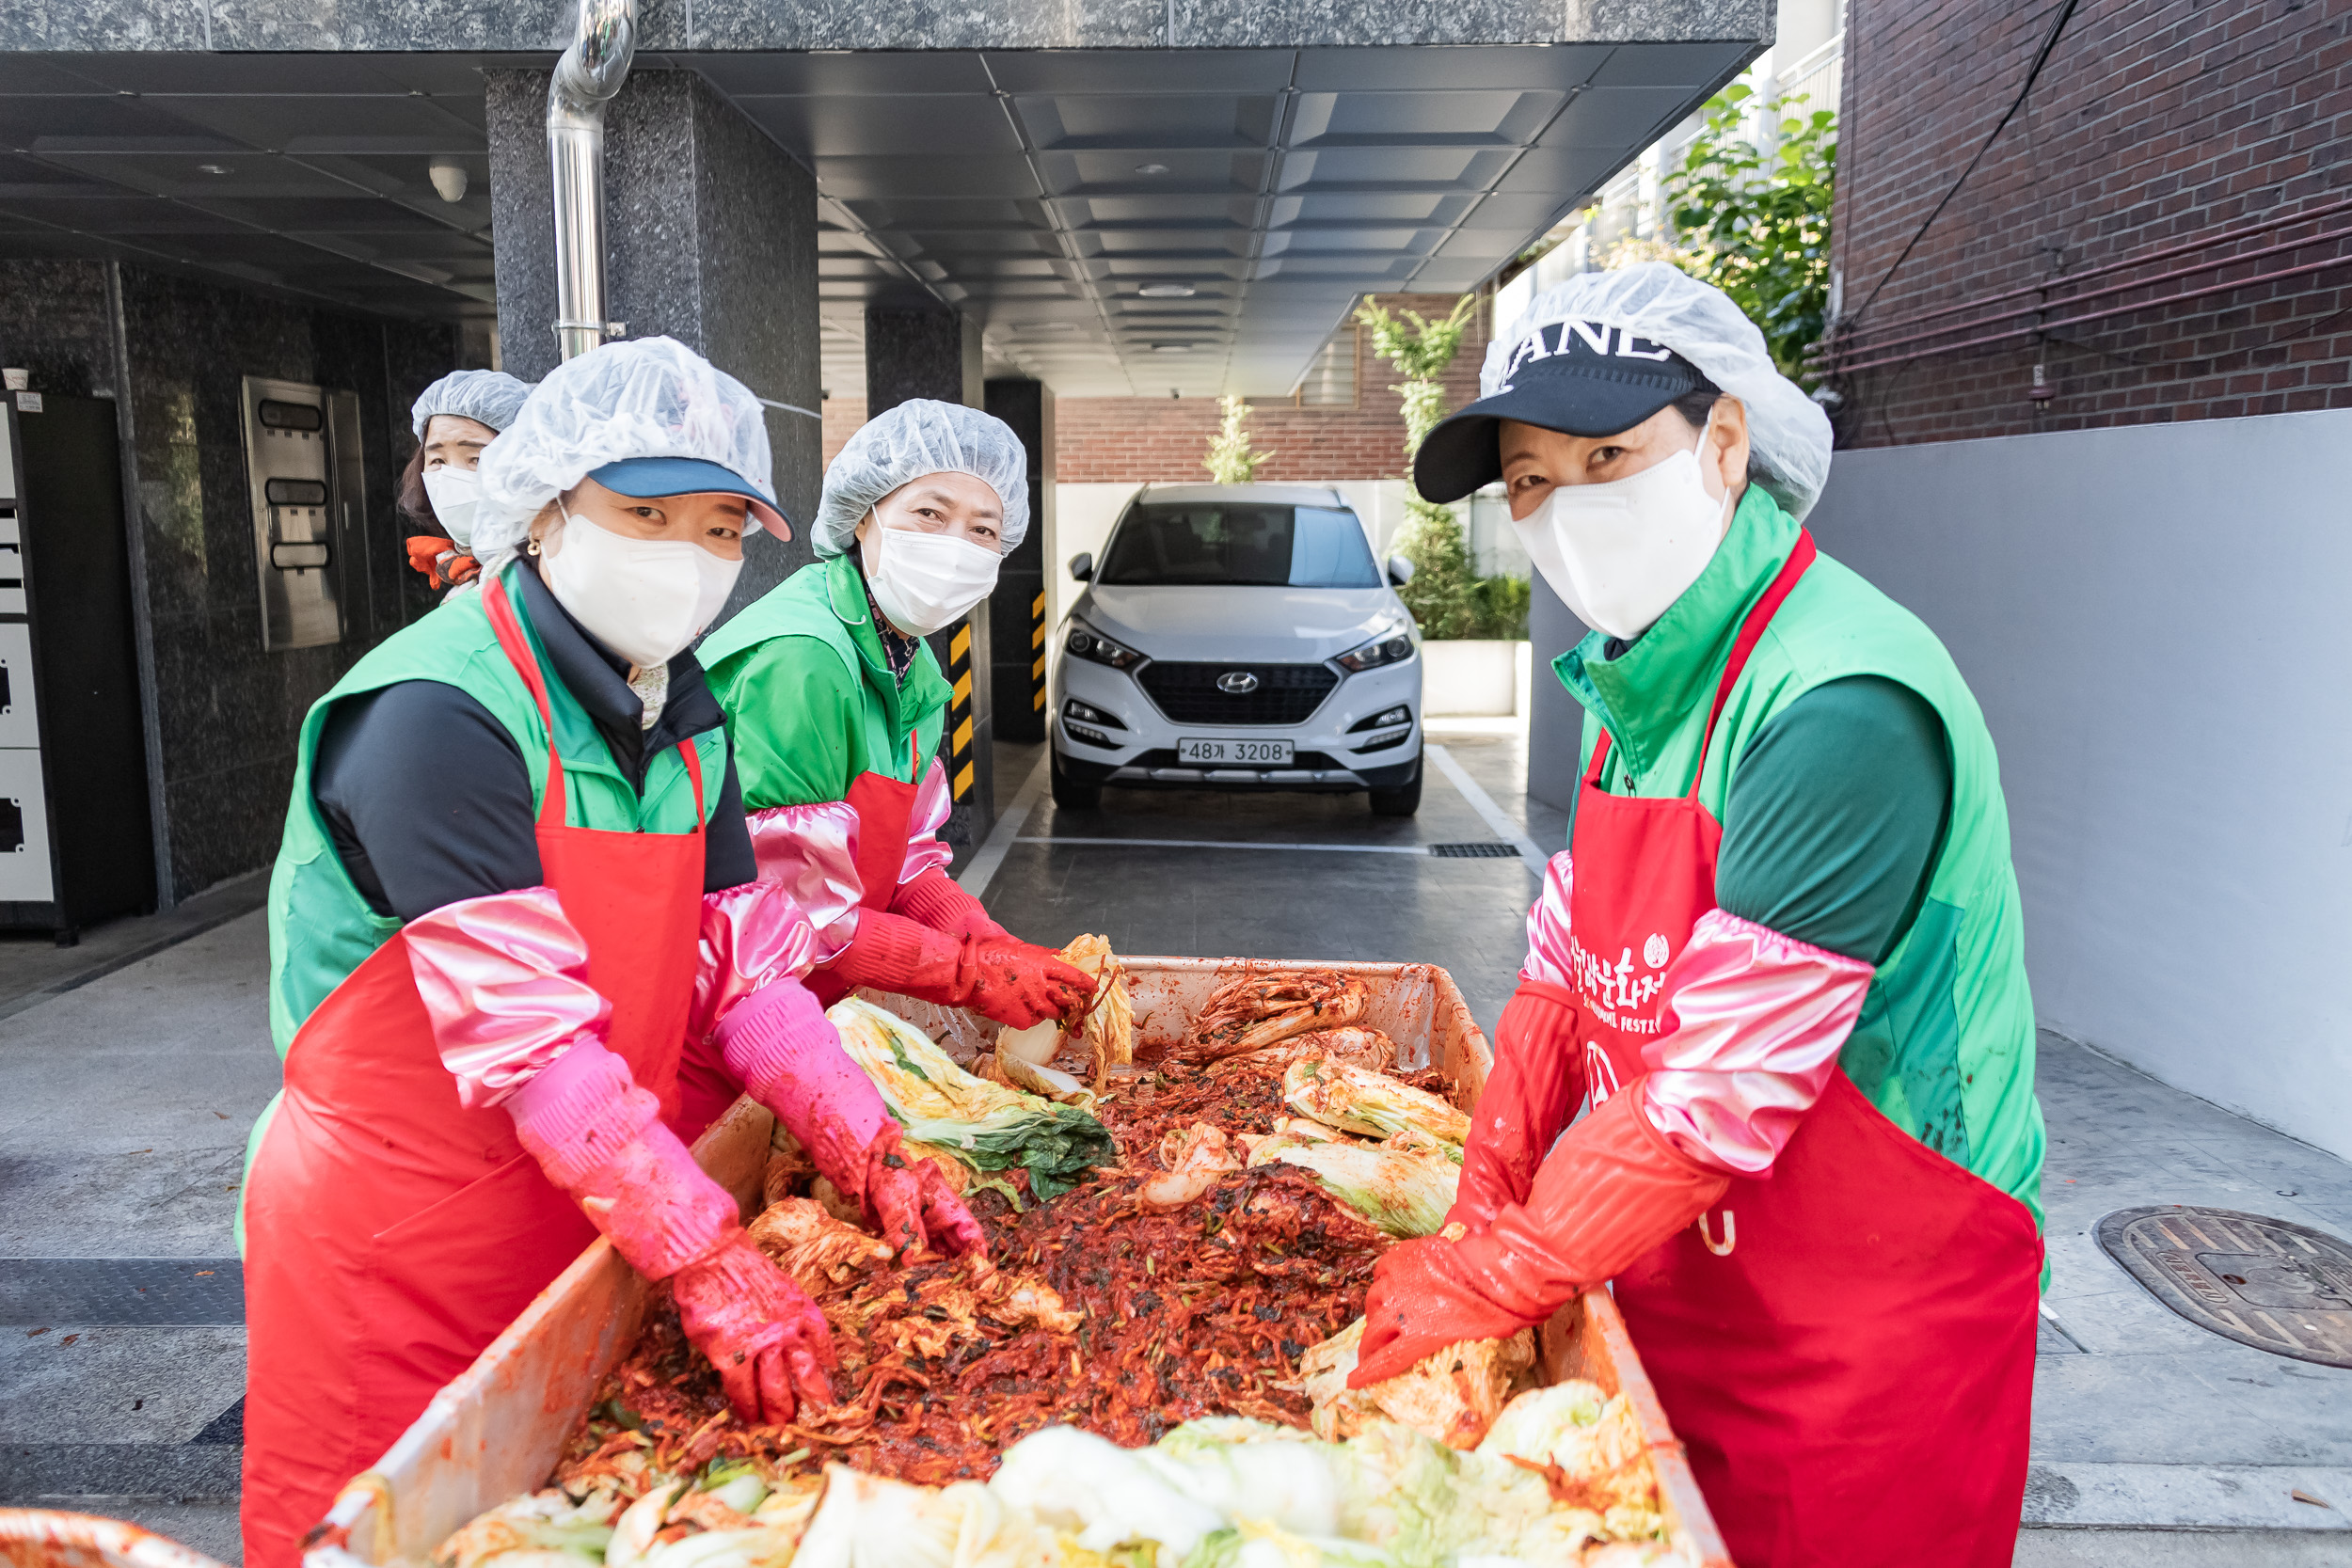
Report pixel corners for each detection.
[0,259,457,904]
[1825,0,2352,445]
[1804,413,2352,1162]
[1053,293,1490,484]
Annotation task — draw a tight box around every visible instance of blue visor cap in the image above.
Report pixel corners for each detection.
[589,456,792,540]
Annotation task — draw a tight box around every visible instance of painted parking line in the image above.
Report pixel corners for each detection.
[1425,743,1549,874]
[957,751,1051,900]
[1014,835,1458,856]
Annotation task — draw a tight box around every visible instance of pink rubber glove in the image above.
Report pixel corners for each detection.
[892,863,1010,942]
[508,1038,836,1419]
[715,980,986,1258]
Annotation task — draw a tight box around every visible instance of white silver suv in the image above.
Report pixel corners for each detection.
[1049,483,1424,816]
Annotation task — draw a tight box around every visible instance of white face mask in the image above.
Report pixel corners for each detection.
[540,501,742,671]
[1510,418,1733,641]
[421,466,481,548]
[860,521,1001,638]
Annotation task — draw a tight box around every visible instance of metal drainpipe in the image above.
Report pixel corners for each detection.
[547,0,636,362]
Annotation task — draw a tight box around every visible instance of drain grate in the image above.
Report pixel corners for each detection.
[0,1258,245,1327]
[2095,1208,2352,1368]
[1426,842,1519,859]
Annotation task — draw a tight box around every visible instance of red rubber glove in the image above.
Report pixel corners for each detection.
[506,1038,838,1421]
[860,1120,989,1257]
[814,909,1096,1028]
[1454,979,1583,1233]
[1350,1082,1728,1387]
[892,863,1011,942]
[715,978,986,1259]
[671,1229,838,1424]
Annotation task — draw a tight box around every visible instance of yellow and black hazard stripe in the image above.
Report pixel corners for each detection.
[1030,591,1047,715]
[947,623,976,800]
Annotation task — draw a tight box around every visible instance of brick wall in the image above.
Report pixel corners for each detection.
[1825,0,2352,446]
[821,393,866,467]
[1059,293,1488,483]
[823,293,1489,482]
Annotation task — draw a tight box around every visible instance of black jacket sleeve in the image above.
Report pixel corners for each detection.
[312,681,544,923]
[703,752,757,892]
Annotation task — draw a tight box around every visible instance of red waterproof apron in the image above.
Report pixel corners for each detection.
[805,735,924,1008]
[241,575,708,1568]
[1565,531,2042,1568]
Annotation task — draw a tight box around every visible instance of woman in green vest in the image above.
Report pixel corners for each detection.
[1349,268,2047,1568]
[241,340,978,1568]
[703,398,1095,1026]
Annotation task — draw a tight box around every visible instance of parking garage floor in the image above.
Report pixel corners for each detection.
[2,728,2347,1563]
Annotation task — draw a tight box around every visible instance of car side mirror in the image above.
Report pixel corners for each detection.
[1069,551,1094,582]
[1387,554,1415,587]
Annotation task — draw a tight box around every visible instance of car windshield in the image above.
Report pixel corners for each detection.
[1097,502,1382,588]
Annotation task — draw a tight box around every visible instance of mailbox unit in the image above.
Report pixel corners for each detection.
[0,393,155,937]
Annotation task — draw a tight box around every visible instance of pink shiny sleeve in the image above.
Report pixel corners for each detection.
[897,759,955,885]
[403,887,610,1111]
[744,801,864,961]
[1519,851,1575,990]
[1638,908,1875,1176]
[688,879,831,1048]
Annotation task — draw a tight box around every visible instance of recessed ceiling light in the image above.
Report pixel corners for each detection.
[1150,342,1192,354]
[1135,163,1171,176]
[196,163,232,176]
[1136,283,1197,298]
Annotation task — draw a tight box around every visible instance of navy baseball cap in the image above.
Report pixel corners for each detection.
[589,456,793,540]
[1413,319,1707,503]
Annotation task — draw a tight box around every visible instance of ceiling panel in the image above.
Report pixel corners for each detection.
[0,34,1750,379]
[737,95,1023,157]
[1014,95,1279,150]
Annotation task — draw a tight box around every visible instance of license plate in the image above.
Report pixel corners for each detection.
[1178,737,1294,766]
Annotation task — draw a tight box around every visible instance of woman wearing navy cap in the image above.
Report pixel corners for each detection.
[1352,267,2046,1568]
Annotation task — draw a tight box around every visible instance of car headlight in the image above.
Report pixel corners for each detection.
[1335,626,1417,673]
[1065,618,1146,671]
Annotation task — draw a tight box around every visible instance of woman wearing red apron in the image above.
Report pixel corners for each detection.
[241,340,980,1568]
[698,399,1095,1025]
[1353,268,2046,1566]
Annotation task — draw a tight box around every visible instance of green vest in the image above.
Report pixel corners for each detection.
[1555,488,2046,1230]
[700,554,950,809]
[265,564,726,1057]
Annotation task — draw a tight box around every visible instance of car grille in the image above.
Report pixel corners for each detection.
[1135,662,1339,726]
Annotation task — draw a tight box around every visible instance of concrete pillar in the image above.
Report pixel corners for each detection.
[983,377,1053,745]
[862,301,993,852]
[1524,572,1587,816]
[484,69,822,609]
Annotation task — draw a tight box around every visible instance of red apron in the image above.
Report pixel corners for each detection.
[805,736,923,1008]
[1564,531,2042,1568]
[241,575,709,1568]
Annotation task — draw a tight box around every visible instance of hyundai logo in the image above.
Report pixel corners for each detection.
[1216,670,1260,695]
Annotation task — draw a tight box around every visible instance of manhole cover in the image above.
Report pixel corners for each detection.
[1427,842,1519,859]
[2095,1207,2352,1367]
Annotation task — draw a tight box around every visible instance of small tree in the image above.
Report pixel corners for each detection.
[1358,295,1483,639]
[1201,394,1274,484]
[1358,293,1530,640]
[1665,86,1836,383]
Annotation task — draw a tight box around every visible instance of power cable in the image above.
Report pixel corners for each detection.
[1848,0,2084,325]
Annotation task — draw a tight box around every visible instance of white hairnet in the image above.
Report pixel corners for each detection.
[1485,264,1833,518]
[471,337,781,567]
[410,369,533,441]
[813,399,1030,558]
